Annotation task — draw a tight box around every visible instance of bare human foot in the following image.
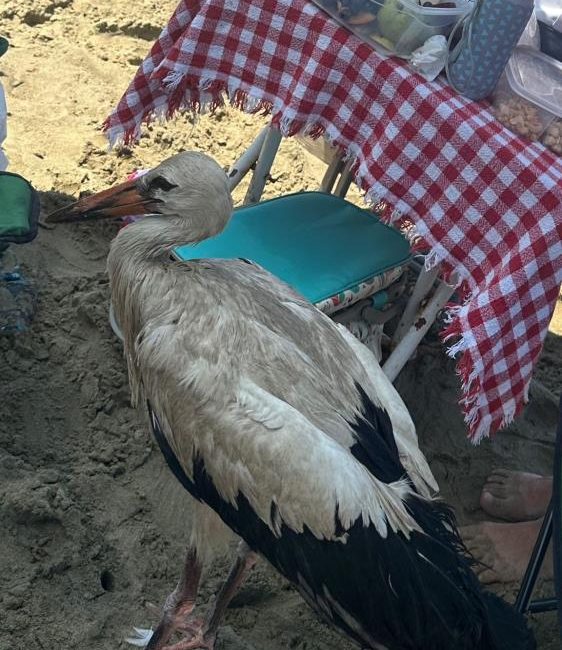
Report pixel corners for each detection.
[461,519,552,584]
[479,469,552,522]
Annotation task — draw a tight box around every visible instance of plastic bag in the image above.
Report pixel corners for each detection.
[518,11,540,49]
[410,35,449,81]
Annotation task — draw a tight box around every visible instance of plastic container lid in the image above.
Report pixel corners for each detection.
[400,0,473,19]
[505,45,562,118]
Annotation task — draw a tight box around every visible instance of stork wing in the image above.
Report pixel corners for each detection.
[146,384,485,650]
[148,377,417,542]
[238,283,438,496]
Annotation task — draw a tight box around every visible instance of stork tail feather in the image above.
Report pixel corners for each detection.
[481,591,536,650]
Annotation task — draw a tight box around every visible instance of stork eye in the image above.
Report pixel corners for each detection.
[149,176,177,192]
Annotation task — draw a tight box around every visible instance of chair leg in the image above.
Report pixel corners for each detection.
[244,126,282,205]
[333,159,354,198]
[382,279,455,382]
[227,127,269,192]
[393,265,440,345]
[320,154,345,193]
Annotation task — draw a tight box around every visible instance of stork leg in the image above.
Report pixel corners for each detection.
[140,546,203,650]
[163,541,258,650]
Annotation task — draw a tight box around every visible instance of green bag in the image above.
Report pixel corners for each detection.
[0,171,40,245]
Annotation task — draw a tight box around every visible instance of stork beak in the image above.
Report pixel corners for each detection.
[45,178,158,224]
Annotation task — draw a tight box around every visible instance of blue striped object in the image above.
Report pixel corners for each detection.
[173,191,411,305]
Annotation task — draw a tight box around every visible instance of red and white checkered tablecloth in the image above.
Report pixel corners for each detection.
[103,0,562,441]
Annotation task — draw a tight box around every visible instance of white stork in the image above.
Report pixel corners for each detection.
[47,151,535,650]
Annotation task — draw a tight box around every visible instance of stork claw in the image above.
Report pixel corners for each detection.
[161,629,216,650]
[126,627,154,647]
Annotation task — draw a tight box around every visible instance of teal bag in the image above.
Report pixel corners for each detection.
[0,171,40,246]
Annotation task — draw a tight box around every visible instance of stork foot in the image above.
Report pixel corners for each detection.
[162,621,216,650]
[126,547,204,650]
[126,619,214,650]
[127,543,256,650]
[164,636,215,650]
[177,617,205,635]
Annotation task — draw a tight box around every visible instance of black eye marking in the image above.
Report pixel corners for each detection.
[149,176,177,192]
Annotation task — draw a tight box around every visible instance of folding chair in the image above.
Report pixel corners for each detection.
[111,125,455,377]
[515,392,562,632]
[226,125,456,380]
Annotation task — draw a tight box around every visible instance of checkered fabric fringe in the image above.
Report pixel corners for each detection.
[103,0,562,441]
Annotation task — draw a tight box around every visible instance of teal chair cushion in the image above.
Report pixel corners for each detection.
[173,191,411,305]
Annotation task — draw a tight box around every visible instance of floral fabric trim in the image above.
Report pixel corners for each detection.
[315,266,403,315]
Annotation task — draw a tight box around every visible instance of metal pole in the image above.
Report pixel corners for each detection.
[528,598,558,614]
[515,504,554,614]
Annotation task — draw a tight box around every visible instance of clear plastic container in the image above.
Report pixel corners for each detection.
[310,0,474,58]
[0,247,36,335]
[491,46,562,155]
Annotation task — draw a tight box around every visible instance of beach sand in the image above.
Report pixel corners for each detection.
[1,0,561,647]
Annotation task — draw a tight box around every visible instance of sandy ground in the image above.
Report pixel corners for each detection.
[1,1,561,648]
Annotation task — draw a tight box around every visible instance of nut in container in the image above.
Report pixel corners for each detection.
[492,45,562,155]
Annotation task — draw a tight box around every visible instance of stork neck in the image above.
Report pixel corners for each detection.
[109,216,200,268]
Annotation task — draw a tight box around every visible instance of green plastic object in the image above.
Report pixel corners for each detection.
[174,191,411,305]
[0,172,40,245]
[0,37,8,58]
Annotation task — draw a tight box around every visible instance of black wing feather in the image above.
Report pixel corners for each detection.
[348,384,405,484]
[147,401,534,650]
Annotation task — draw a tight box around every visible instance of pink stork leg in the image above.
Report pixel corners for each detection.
[145,547,203,650]
[163,542,258,650]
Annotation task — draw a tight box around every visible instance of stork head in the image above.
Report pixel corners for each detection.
[46,151,234,242]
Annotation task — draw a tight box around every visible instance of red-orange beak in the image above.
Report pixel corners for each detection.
[45,178,159,223]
